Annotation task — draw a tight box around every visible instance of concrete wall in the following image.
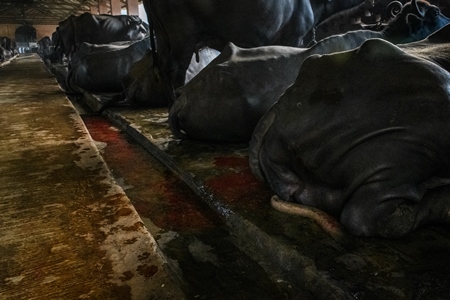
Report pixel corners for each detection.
[0,24,57,41]
[35,25,57,41]
[0,24,19,39]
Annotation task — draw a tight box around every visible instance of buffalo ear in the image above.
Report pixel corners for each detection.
[406,13,422,36]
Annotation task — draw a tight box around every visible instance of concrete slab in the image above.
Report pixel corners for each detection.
[0,54,185,299]
[0,54,19,68]
[102,104,450,299]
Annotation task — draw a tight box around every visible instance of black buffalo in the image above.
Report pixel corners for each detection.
[302,0,377,46]
[143,0,370,104]
[66,37,150,93]
[249,37,450,238]
[56,13,148,59]
[47,30,65,64]
[37,36,52,59]
[398,25,450,71]
[0,36,16,62]
[168,0,449,144]
[308,0,449,52]
[122,47,219,108]
[307,0,450,44]
[169,44,306,143]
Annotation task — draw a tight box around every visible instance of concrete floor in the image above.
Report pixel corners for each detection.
[3,53,450,300]
[0,54,185,299]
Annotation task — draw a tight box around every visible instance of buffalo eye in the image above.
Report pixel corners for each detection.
[426,6,440,19]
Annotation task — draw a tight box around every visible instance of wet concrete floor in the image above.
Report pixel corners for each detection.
[82,115,292,299]
[43,54,450,299]
[0,54,185,299]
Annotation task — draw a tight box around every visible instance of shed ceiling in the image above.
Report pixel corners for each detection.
[0,0,141,25]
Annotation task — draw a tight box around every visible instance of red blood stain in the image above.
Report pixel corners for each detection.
[213,156,249,168]
[132,178,221,232]
[205,168,270,210]
[83,116,221,232]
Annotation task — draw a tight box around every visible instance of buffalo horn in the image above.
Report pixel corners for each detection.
[386,1,403,18]
[411,0,425,17]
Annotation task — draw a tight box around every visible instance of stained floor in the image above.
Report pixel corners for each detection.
[3,53,450,300]
[0,54,185,300]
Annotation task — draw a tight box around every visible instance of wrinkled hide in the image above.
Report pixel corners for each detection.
[169,3,450,144]
[56,13,147,58]
[67,37,150,93]
[249,39,450,238]
[309,0,450,45]
[303,0,374,46]
[169,43,306,143]
[123,47,218,108]
[121,50,166,108]
[398,23,450,71]
[143,0,368,104]
[310,0,450,50]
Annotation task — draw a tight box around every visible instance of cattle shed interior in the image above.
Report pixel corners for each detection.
[2,0,450,299]
[0,0,147,43]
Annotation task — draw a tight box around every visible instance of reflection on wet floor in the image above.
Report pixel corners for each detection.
[82,115,293,299]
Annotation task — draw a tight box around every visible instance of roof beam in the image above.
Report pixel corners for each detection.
[0,0,143,24]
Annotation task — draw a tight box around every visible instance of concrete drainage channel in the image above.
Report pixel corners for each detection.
[81,115,291,299]
[69,92,344,299]
[47,62,450,300]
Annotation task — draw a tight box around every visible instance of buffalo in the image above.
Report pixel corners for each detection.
[168,0,449,144]
[249,37,450,238]
[66,37,150,93]
[55,13,148,59]
[37,36,52,59]
[143,0,371,104]
[122,47,218,108]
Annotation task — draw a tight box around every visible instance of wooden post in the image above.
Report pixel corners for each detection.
[110,0,122,15]
[98,0,109,14]
[126,0,139,16]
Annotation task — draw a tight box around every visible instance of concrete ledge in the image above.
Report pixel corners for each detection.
[0,54,186,299]
[0,54,19,68]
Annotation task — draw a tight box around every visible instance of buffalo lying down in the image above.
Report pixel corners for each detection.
[169,1,450,144]
[123,47,218,108]
[169,43,306,143]
[56,13,147,59]
[67,37,150,93]
[249,38,450,238]
[144,0,369,105]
